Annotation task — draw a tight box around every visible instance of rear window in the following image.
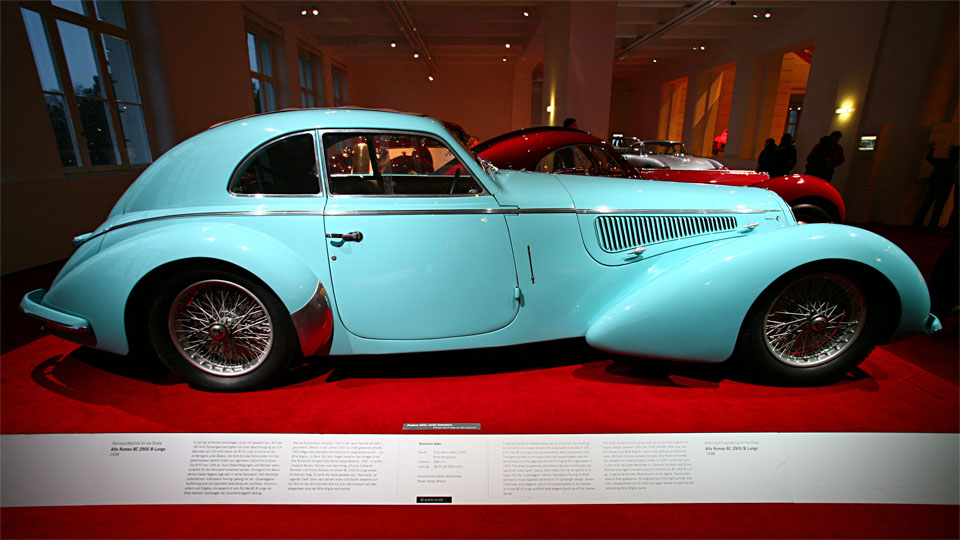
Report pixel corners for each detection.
[230,132,320,195]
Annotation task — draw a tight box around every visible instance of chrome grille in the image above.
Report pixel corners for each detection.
[595,215,738,252]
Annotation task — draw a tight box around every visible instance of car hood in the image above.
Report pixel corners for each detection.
[554,175,785,213]
[490,169,792,267]
[491,169,788,215]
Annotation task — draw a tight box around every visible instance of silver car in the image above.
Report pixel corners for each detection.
[623,140,725,170]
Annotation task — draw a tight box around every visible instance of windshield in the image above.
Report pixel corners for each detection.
[643,142,687,155]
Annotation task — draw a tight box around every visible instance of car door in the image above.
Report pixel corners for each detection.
[321,130,520,340]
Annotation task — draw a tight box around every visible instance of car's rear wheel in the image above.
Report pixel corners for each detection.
[148,270,296,391]
[737,269,879,385]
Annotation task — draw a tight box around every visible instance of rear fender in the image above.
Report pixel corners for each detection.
[754,175,846,222]
[42,221,325,355]
[585,224,930,362]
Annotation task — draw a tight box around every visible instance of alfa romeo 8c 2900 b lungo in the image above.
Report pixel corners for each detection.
[21,109,941,391]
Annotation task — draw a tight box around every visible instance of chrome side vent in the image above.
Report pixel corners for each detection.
[595,215,738,252]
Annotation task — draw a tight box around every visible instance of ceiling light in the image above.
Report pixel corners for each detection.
[700,45,706,50]
[652,59,658,63]
[546,105,554,112]
[300,8,307,16]
[505,43,511,49]
[390,41,397,48]
[752,12,759,19]
[763,8,772,18]
[413,51,420,59]
[502,57,507,62]
[523,9,529,17]
[428,75,435,81]
[311,6,318,15]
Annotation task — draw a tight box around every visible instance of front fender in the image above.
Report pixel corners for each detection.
[42,220,324,355]
[585,224,931,362]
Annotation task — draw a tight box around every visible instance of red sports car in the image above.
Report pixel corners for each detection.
[474,127,845,223]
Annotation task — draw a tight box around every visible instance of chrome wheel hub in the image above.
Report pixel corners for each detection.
[763,273,866,368]
[168,280,274,376]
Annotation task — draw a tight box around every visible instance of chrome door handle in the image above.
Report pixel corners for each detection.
[744,222,760,230]
[326,231,363,242]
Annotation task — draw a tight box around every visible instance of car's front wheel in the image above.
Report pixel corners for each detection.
[148,270,297,391]
[737,269,879,385]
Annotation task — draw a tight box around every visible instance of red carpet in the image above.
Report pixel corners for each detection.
[1,333,957,435]
[3,503,957,539]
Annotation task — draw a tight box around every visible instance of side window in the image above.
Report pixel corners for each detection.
[230,133,320,195]
[323,132,482,196]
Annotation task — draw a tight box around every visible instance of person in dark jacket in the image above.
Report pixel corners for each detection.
[805,131,845,181]
[756,138,777,174]
[914,144,960,229]
[769,133,798,178]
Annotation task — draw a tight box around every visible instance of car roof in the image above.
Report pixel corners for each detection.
[473,126,591,154]
[120,108,455,214]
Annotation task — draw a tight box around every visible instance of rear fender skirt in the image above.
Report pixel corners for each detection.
[585,224,931,362]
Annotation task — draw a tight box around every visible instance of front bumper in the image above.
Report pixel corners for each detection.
[924,313,943,334]
[20,289,97,346]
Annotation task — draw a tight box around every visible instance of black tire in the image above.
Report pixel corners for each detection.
[736,267,880,385]
[147,269,297,391]
[791,203,833,224]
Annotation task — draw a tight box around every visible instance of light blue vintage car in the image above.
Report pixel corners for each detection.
[21,109,940,391]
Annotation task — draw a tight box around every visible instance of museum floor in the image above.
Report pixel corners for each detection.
[1,224,957,539]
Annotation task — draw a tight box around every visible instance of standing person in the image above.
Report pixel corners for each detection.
[803,135,830,180]
[756,138,777,174]
[914,144,960,229]
[769,133,797,178]
[805,134,842,181]
[563,118,578,129]
[827,130,845,179]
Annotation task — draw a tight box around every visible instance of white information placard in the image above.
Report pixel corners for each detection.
[1,432,956,507]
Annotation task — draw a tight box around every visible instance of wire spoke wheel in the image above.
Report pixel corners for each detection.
[763,273,866,368]
[168,279,274,376]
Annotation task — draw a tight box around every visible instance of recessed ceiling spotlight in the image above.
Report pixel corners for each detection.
[390,41,397,48]
[505,43,511,49]
[692,45,698,50]
[311,6,318,16]
[428,75,435,81]
[413,51,420,59]
[502,57,507,62]
[700,45,706,50]
[523,9,529,17]
[763,8,772,18]
[652,58,658,63]
[300,8,307,16]
[752,12,759,19]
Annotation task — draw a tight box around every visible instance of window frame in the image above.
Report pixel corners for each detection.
[21,0,152,173]
[246,23,278,113]
[320,129,488,198]
[297,48,324,109]
[227,130,323,198]
[330,63,348,107]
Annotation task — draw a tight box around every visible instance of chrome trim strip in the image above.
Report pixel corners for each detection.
[92,207,778,238]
